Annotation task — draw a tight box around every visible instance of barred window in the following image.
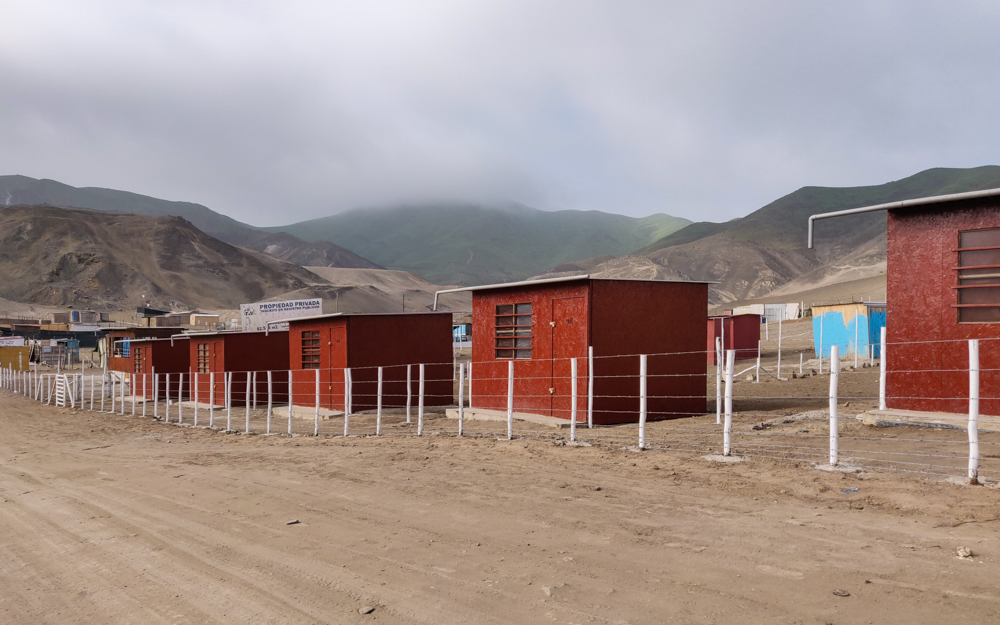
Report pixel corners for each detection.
[957,229,1000,323]
[495,303,532,359]
[133,347,144,374]
[302,330,321,369]
[197,343,210,373]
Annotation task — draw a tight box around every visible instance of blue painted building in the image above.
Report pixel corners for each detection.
[811,302,887,359]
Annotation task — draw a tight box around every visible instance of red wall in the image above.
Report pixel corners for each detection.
[289,314,453,411]
[706,314,760,365]
[470,279,708,424]
[106,328,183,372]
[886,198,1000,415]
[130,338,190,400]
[188,332,289,407]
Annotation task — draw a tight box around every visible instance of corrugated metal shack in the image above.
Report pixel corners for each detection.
[185,331,289,407]
[287,312,453,412]
[810,302,886,359]
[706,314,760,365]
[450,276,709,425]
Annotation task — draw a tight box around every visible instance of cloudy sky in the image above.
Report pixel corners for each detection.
[2,1,1000,226]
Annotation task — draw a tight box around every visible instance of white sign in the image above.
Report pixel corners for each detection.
[0,336,25,347]
[240,298,322,332]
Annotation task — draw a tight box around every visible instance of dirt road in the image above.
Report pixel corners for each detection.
[1,392,998,624]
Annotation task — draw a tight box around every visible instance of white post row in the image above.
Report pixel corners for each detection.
[829,345,840,466]
[507,360,514,441]
[723,350,734,456]
[376,366,384,436]
[878,326,887,411]
[969,339,980,485]
[587,346,594,429]
[638,354,647,450]
[570,357,578,443]
[417,364,425,436]
[456,363,463,437]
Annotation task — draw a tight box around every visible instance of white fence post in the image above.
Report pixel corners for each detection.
[209,372,215,428]
[570,358,578,443]
[287,369,293,435]
[164,374,170,423]
[716,336,723,425]
[226,372,232,432]
[417,364,425,436]
[969,339,980,485]
[777,317,782,379]
[587,346,594,429]
[756,340,761,383]
[245,371,252,433]
[854,316,859,369]
[829,345,840,466]
[314,368,320,436]
[406,364,412,423]
[266,370,273,434]
[193,372,199,426]
[723,350,734,456]
[376,366,383,436]
[819,318,824,375]
[638,355,647,450]
[176,373,182,423]
[344,367,352,437]
[92,374,97,412]
[799,352,803,376]
[878,326,887,411]
[456,363,463,437]
[507,360,514,440]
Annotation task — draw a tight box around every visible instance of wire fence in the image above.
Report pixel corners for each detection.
[1,330,996,486]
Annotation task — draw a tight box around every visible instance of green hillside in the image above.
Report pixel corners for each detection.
[640,166,1000,255]
[269,203,691,285]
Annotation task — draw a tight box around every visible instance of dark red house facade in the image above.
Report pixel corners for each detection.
[706,314,760,365]
[129,336,191,400]
[465,277,709,424]
[286,313,453,412]
[185,331,290,407]
[106,327,184,372]
[886,195,1000,415]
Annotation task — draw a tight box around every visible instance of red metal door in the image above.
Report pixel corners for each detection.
[328,325,347,410]
[551,297,587,419]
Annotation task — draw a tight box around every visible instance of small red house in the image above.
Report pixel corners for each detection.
[129,336,191,400]
[286,312,453,412]
[811,188,1000,415]
[185,330,290,407]
[449,276,709,424]
[707,314,760,365]
[106,327,185,372]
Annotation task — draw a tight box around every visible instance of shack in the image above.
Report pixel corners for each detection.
[808,188,1000,415]
[810,302,887,359]
[105,328,186,372]
[437,276,709,424]
[286,312,453,413]
[185,330,289,407]
[129,336,192,399]
[707,314,760,365]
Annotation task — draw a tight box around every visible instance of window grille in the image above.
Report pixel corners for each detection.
[133,347,144,374]
[956,228,1000,323]
[197,343,211,373]
[302,331,321,369]
[495,303,532,359]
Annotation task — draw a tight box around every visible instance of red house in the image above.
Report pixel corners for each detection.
[129,336,191,400]
[185,330,290,407]
[286,313,453,412]
[442,276,709,425]
[707,314,760,365]
[810,188,1000,415]
[105,327,184,372]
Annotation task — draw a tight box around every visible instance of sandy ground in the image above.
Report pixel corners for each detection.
[2,385,999,625]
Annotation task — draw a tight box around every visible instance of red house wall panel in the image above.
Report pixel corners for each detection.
[706,314,761,365]
[130,337,190,400]
[886,197,1000,415]
[288,313,453,411]
[188,332,289,407]
[470,279,708,424]
[106,328,184,372]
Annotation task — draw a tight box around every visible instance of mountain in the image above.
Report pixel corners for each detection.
[268,203,691,285]
[536,166,1000,303]
[0,175,381,270]
[0,205,323,309]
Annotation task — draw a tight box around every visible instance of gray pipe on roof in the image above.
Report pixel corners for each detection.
[807,187,1000,249]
